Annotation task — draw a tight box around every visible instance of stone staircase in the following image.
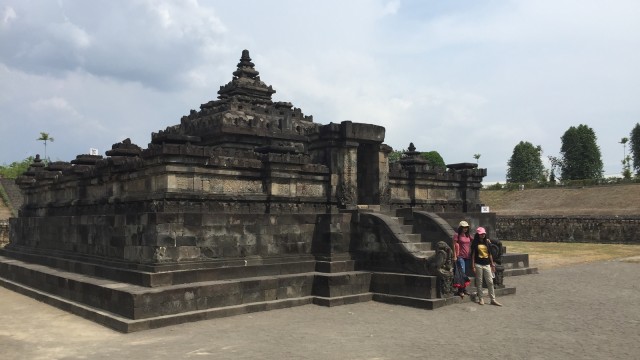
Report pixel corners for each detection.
[360,205,538,278]
[353,205,518,309]
[356,204,436,258]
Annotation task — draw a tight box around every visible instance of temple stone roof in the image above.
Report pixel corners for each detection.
[152,50,318,149]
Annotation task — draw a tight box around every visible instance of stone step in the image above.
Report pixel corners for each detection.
[0,255,374,331]
[0,247,318,287]
[406,242,432,251]
[312,292,374,307]
[370,272,439,299]
[373,285,517,310]
[400,224,414,233]
[315,259,356,273]
[372,293,448,310]
[356,204,381,212]
[404,233,422,243]
[0,255,521,333]
[312,271,372,297]
[0,276,316,333]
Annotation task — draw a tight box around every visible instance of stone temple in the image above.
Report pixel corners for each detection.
[0,50,531,332]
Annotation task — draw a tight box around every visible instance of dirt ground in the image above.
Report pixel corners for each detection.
[1,259,639,360]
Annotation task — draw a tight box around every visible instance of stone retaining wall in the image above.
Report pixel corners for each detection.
[496,215,640,244]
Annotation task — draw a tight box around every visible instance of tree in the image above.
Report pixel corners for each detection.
[620,137,631,179]
[622,155,632,179]
[420,151,446,168]
[388,149,404,163]
[0,157,34,179]
[473,153,481,165]
[547,155,563,183]
[620,137,629,158]
[559,124,603,180]
[630,123,640,176]
[37,132,54,162]
[506,142,544,183]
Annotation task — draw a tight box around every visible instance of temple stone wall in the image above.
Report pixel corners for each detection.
[0,220,8,247]
[388,167,483,212]
[496,215,640,244]
[10,210,323,263]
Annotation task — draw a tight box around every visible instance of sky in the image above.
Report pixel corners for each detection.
[1,0,639,182]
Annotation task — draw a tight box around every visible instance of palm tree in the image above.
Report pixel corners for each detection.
[620,137,629,159]
[37,132,54,162]
[473,153,481,165]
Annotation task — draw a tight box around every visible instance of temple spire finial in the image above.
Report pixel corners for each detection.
[218,49,275,102]
[233,49,259,79]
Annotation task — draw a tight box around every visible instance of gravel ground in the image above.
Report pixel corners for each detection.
[1,259,639,360]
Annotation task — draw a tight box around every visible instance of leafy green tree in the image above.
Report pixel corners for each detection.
[473,153,481,165]
[506,141,544,183]
[37,132,54,162]
[388,149,404,163]
[560,124,603,180]
[630,123,640,176]
[420,151,445,168]
[0,157,34,179]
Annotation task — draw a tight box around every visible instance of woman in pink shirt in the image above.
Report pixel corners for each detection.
[453,220,472,298]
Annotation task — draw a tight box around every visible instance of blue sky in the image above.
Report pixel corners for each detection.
[1,0,639,182]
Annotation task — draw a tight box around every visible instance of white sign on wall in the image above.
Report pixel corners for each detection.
[480,206,490,213]
[89,148,99,155]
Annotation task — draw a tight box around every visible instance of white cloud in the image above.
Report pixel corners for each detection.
[1,6,16,28]
[48,20,91,49]
[1,0,639,181]
[380,0,400,16]
[31,96,82,118]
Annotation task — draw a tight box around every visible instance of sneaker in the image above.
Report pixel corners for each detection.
[458,291,465,299]
[478,298,484,305]
[490,300,503,307]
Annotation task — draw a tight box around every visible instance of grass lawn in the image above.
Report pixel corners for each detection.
[503,241,640,270]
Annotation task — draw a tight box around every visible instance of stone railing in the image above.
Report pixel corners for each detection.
[0,220,9,247]
[496,215,640,244]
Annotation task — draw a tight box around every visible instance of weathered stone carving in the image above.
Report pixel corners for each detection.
[337,181,356,207]
[429,241,454,297]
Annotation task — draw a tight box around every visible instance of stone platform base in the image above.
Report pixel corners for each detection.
[0,254,519,333]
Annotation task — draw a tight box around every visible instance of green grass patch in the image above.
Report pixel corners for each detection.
[504,241,640,269]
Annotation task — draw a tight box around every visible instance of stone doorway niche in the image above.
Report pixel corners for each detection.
[357,142,380,205]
